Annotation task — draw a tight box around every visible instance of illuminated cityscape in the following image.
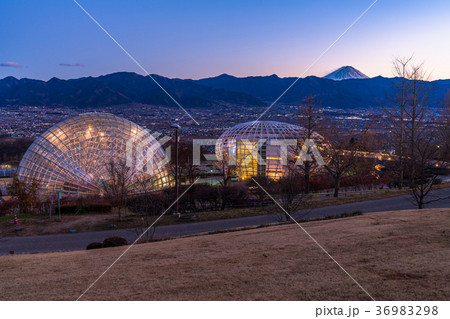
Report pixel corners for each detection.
[0,0,449,306]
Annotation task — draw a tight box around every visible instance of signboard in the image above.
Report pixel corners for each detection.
[374,158,385,179]
[57,191,62,220]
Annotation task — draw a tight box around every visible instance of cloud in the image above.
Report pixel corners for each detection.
[59,62,84,67]
[0,62,23,68]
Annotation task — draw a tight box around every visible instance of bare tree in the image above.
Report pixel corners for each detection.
[248,175,272,205]
[213,157,237,210]
[128,175,170,242]
[387,60,447,208]
[219,183,249,210]
[177,142,200,185]
[358,131,385,153]
[406,92,450,208]
[102,159,131,221]
[271,171,311,222]
[297,94,322,194]
[215,157,234,187]
[321,124,360,197]
[409,127,443,208]
[404,62,430,190]
[192,183,220,211]
[384,56,413,188]
[8,175,40,214]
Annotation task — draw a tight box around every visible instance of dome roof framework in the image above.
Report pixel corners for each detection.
[216,121,324,180]
[17,113,171,198]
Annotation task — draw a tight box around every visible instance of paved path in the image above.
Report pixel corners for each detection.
[1,188,449,255]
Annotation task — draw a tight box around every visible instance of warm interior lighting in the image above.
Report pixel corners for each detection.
[15,113,172,198]
[216,121,324,181]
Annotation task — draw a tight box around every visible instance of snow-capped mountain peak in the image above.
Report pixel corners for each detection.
[323,66,369,81]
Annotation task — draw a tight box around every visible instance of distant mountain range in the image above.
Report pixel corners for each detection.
[194,72,450,108]
[0,72,264,109]
[1,67,449,109]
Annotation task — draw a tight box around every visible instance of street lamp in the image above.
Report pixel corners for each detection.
[171,123,181,216]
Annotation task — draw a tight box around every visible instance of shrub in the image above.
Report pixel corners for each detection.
[86,242,103,250]
[85,203,112,213]
[309,176,332,192]
[59,202,112,215]
[0,199,18,216]
[102,236,128,248]
[220,184,249,209]
[128,191,171,217]
[192,184,220,210]
[59,205,77,215]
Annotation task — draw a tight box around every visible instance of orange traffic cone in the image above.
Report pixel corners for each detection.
[14,214,19,225]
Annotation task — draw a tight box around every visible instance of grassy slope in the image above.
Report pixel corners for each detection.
[0,208,449,301]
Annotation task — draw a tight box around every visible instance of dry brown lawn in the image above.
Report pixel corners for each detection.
[0,208,449,301]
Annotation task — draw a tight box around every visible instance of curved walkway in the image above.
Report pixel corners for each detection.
[1,188,449,255]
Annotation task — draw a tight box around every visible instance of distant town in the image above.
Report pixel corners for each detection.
[0,103,386,139]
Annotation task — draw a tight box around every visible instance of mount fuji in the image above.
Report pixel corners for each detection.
[323,66,369,81]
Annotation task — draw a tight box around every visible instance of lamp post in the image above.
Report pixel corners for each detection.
[171,123,181,216]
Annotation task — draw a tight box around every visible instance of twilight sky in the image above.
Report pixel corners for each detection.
[1,0,449,81]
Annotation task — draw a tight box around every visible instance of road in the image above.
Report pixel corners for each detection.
[1,188,449,255]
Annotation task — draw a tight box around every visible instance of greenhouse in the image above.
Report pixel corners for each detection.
[16,113,171,198]
[215,121,324,180]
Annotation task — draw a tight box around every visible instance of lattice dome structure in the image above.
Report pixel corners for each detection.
[16,113,172,198]
[216,121,324,180]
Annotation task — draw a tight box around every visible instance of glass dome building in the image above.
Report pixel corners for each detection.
[216,121,323,180]
[16,113,171,198]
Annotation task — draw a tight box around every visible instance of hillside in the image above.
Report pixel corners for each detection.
[0,72,265,108]
[194,74,450,108]
[1,208,448,300]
